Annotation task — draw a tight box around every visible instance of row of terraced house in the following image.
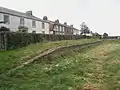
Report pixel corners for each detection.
[0,6,80,35]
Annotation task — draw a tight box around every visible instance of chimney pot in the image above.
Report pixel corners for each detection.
[55,19,59,23]
[64,22,67,25]
[26,11,32,16]
[43,16,48,20]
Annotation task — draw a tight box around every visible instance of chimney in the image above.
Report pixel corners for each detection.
[55,19,59,23]
[64,22,67,25]
[70,25,73,27]
[26,11,33,16]
[43,16,48,20]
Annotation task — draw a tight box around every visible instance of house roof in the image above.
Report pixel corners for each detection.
[43,18,79,30]
[54,22,80,30]
[0,6,80,31]
[0,6,47,22]
[44,19,73,28]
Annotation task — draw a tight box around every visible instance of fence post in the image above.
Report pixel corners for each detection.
[0,33,1,50]
[4,32,8,51]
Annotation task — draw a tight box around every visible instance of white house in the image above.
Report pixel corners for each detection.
[0,6,50,34]
[73,28,81,35]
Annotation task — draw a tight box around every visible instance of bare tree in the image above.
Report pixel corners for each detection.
[80,22,90,35]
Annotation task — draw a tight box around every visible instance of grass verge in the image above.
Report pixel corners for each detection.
[0,39,99,74]
[0,40,120,90]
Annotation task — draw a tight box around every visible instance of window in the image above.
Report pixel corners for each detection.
[4,15,10,24]
[32,20,36,28]
[20,18,24,25]
[42,31,45,34]
[61,26,63,31]
[61,26,64,32]
[58,26,60,31]
[32,31,36,33]
[42,22,45,29]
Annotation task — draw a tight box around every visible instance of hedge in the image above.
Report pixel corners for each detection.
[0,32,83,50]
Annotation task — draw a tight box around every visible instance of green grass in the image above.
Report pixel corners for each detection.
[0,46,95,90]
[1,40,120,90]
[102,45,120,90]
[0,39,99,74]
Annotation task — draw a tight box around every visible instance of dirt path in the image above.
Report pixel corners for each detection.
[82,42,120,90]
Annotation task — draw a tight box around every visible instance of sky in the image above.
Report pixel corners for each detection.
[0,0,120,36]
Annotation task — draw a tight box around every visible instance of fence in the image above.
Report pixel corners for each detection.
[0,32,84,50]
[0,32,8,50]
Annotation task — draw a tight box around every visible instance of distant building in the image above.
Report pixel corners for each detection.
[73,27,80,35]
[47,19,80,35]
[0,6,80,35]
[0,6,50,34]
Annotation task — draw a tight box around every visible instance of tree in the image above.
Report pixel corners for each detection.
[80,22,90,35]
[103,33,108,39]
[93,32,102,38]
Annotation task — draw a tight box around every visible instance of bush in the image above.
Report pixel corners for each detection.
[0,26,10,32]
[0,32,84,50]
[18,26,28,33]
[7,33,44,49]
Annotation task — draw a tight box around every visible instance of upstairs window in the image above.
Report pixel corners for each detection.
[58,26,60,31]
[42,22,45,29]
[20,18,24,25]
[4,15,10,24]
[32,20,36,28]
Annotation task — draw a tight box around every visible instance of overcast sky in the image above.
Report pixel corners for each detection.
[0,0,120,36]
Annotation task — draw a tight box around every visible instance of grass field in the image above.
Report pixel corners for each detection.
[0,39,99,74]
[0,40,120,90]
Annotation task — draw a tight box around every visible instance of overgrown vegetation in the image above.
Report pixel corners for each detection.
[0,40,120,90]
[0,32,84,50]
[0,26,10,32]
[0,39,99,74]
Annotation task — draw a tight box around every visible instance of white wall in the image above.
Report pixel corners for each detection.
[0,13,50,34]
[73,29,76,35]
[73,29,80,35]
[40,22,49,34]
[77,30,80,35]
[24,18,32,33]
[0,13,20,31]
[9,15,21,32]
[0,13,4,21]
